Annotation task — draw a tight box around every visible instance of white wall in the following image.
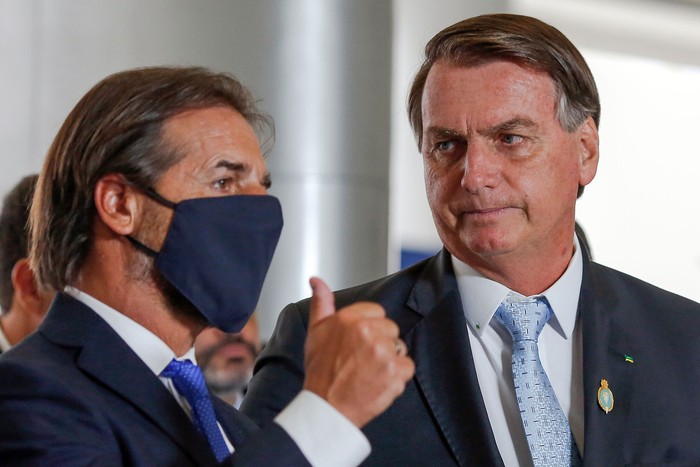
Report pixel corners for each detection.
[0,0,276,195]
[576,50,700,301]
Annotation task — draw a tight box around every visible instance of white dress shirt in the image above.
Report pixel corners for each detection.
[0,324,11,352]
[65,287,370,467]
[452,238,584,467]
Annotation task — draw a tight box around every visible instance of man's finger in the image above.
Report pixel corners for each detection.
[308,276,335,327]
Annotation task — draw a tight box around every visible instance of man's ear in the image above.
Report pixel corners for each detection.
[93,174,140,236]
[11,258,49,318]
[578,116,599,188]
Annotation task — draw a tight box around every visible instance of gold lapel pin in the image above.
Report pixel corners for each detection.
[597,379,614,414]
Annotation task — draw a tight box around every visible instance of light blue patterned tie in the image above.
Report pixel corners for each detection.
[161,359,230,462]
[494,296,581,467]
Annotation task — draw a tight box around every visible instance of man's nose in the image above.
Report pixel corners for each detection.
[460,140,499,193]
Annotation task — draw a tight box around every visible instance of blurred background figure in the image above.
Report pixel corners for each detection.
[0,174,53,352]
[195,313,262,408]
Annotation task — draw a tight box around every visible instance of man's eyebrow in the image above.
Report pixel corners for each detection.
[423,126,465,141]
[481,117,537,137]
[214,160,271,189]
[215,160,246,172]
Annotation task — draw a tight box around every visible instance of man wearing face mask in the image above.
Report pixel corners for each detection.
[0,67,414,466]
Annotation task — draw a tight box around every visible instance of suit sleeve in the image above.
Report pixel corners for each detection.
[225,422,310,466]
[241,301,309,425]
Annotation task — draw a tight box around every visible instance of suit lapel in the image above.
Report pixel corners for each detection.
[41,295,219,466]
[214,397,256,447]
[579,259,637,466]
[404,251,503,467]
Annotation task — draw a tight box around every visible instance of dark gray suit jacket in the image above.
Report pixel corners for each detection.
[0,294,309,466]
[243,249,700,466]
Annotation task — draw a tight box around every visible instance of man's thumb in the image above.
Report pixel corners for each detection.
[309,276,335,326]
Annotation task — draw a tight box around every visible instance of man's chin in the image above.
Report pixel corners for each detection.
[204,372,251,394]
[452,233,521,260]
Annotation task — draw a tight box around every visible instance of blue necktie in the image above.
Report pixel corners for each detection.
[161,359,230,462]
[494,296,581,467]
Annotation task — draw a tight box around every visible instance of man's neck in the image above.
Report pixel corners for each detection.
[456,242,576,297]
[76,264,203,356]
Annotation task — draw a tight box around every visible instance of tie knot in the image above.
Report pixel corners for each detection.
[161,359,208,402]
[494,296,552,343]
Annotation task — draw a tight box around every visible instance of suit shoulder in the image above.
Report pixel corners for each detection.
[588,261,700,328]
[278,255,435,328]
[0,333,85,400]
[333,257,433,306]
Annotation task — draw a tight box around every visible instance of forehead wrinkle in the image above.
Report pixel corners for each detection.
[424,118,536,142]
[424,126,467,141]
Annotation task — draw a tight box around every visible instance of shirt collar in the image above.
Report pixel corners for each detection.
[0,323,11,352]
[64,287,196,375]
[453,236,583,339]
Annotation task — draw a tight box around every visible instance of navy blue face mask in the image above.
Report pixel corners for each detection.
[128,189,283,333]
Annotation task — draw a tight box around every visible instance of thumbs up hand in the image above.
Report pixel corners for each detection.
[302,277,415,428]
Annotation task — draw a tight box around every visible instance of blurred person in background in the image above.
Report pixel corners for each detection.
[196,313,262,408]
[0,174,53,352]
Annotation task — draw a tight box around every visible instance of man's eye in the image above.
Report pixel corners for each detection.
[213,178,232,190]
[501,134,524,145]
[425,138,464,159]
[436,141,455,152]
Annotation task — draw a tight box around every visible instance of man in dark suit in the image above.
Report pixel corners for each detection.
[242,14,700,466]
[0,174,53,353]
[0,67,414,465]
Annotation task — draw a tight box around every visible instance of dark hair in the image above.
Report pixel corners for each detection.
[30,66,273,292]
[0,175,39,312]
[408,13,600,148]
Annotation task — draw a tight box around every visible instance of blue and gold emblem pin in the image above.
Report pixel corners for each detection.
[597,379,614,414]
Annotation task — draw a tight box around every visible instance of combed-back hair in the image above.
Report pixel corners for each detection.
[408,13,600,148]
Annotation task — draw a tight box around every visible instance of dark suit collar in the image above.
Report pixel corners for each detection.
[404,250,504,467]
[39,293,221,466]
[579,257,637,465]
[406,250,457,317]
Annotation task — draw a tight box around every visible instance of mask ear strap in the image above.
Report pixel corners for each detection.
[143,187,177,209]
[124,186,175,257]
[126,236,158,257]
